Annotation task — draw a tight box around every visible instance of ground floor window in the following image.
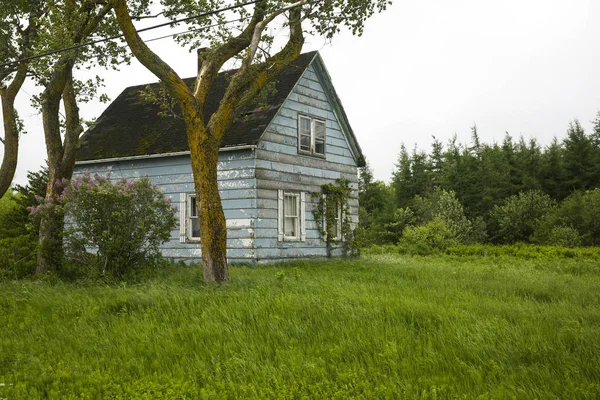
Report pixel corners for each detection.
[180,193,200,242]
[330,202,342,241]
[278,190,306,242]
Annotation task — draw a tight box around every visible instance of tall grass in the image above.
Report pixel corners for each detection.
[1,255,600,398]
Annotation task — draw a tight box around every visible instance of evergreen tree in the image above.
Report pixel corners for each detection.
[429,136,444,188]
[539,137,566,200]
[562,119,596,193]
[392,144,414,208]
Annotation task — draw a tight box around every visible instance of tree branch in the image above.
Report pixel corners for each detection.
[207,6,305,140]
[112,0,197,121]
[192,0,269,110]
[0,4,41,197]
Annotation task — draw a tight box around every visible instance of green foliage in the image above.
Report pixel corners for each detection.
[398,217,460,255]
[61,174,176,278]
[444,243,600,260]
[0,169,47,280]
[490,190,556,243]
[313,179,357,256]
[2,255,600,398]
[543,226,582,248]
[412,187,486,244]
[357,162,395,245]
[382,207,415,243]
[533,188,600,246]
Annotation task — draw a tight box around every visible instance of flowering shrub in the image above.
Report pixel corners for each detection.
[59,173,176,278]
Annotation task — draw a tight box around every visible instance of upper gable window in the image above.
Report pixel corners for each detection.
[298,115,326,157]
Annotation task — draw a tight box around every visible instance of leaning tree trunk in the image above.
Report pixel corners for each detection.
[0,90,20,198]
[36,70,81,275]
[0,63,29,198]
[189,123,229,283]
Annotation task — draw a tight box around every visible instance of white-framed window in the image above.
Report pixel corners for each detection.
[278,190,306,242]
[284,193,299,240]
[298,115,326,157]
[179,193,200,242]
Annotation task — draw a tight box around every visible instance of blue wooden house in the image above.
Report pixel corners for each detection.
[74,51,365,263]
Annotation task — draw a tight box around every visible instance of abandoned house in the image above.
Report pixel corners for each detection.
[74,51,365,262]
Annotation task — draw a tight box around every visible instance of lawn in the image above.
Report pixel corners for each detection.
[1,254,600,399]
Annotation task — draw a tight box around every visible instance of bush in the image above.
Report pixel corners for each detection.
[411,188,485,244]
[533,189,600,246]
[490,190,556,243]
[0,235,36,280]
[544,226,582,248]
[398,218,460,255]
[383,207,415,243]
[445,243,600,259]
[62,174,177,278]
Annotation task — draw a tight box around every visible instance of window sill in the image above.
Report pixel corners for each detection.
[298,150,326,159]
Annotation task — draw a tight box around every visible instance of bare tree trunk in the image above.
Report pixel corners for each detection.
[188,123,229,283]
[36,68,81,275]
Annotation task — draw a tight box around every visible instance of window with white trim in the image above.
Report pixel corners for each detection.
[298,115,326,157]
[278,190,306,242]
[188,194,200,240]
[179,193,200,242]
[284,193,299,240]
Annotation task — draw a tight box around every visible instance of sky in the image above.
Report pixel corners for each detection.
[3,0,600,185]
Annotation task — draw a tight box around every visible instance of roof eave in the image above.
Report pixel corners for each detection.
[75,144,256,165]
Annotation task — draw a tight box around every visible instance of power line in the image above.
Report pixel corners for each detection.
[141,17,244,45]
[0,0,260,69]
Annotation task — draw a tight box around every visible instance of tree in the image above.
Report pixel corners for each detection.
[33,0,148,275]
[392,143,413,208]
[0,0,42,198]
[562,119,596,193]
[113,0,389,282]
[539,137,565,200]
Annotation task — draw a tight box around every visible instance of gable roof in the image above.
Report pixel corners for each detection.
[76,51,364,167]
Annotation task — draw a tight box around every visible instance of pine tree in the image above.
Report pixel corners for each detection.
[563,119,596,193]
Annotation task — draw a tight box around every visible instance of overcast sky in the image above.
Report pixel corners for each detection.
[3,0,600,185]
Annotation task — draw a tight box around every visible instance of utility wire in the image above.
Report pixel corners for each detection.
[141,17,244,45]
[0,0,260,69]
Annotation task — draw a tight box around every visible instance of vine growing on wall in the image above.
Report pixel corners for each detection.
[312,178,358,257]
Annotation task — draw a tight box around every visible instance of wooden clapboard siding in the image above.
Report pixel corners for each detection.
[254,63,359,261]
[73,150,257,262]
[73,54,362,264]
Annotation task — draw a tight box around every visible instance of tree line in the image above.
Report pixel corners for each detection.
[358,114,600,249]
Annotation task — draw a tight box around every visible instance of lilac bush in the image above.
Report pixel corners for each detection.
[60,173,176,277]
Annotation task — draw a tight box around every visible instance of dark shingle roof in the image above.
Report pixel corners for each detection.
[77,51,318,161]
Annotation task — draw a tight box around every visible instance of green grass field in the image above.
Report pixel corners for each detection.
[1,254,600,399]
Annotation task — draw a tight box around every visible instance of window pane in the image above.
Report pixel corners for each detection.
[190,196,197,217]
[191,217,200,238]
[299,117,311,135]
[284,194,298,217]
[314,120,325,139]
[331,219,338,239]
[284,216,297,237]
[300,134,311,152]
[315,139,325,155]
